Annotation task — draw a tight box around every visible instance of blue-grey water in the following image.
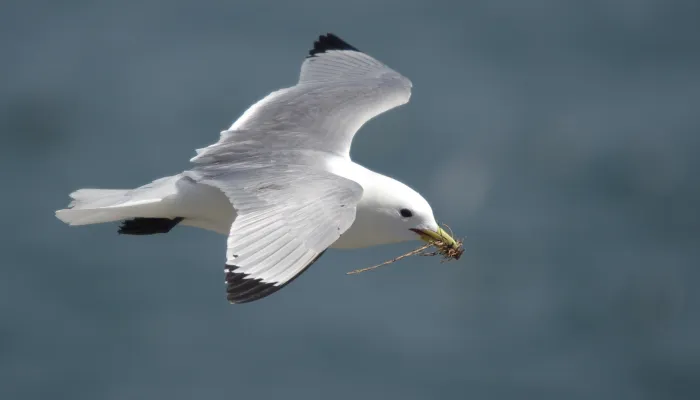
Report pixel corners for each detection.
[2,1,699,399]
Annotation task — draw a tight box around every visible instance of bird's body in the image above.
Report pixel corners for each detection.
[56,34,459,303]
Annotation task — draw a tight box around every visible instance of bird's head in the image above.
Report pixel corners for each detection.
[351,177,459,249]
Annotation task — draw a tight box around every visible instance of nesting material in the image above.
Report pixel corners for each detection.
[347,226,464,275]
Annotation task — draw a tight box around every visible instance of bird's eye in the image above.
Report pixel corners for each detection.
[400,208,413,218]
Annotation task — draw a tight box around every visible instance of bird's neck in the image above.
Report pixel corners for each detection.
[326,157,410,249]
[324,156,393,196]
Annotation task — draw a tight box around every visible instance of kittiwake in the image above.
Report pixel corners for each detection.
[55,33,460,304]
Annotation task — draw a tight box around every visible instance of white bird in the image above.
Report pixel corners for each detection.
[55,33,459,304]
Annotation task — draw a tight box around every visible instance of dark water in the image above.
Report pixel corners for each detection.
[2,1,699,399]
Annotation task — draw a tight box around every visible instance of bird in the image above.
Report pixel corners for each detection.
[55,33,459,304]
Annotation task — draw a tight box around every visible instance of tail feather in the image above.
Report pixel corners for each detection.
[55,176,181,226]
[68,189,131,208]
[55,174,235,235]
[56,195,164,226]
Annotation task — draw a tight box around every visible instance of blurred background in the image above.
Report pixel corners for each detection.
[2,0,699,399]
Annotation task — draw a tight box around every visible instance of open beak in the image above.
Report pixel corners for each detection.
[410,226,458,248]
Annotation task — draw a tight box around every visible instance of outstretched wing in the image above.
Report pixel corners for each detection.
[192,33,412,162]
[189,161,363,304]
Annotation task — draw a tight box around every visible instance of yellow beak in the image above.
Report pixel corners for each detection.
[411,226,458,248]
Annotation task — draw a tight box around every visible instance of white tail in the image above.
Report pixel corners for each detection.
[55,174,235,235]
[55,176,182,226]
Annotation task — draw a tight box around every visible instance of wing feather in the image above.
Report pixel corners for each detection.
[189,163,362,304]
[192,33,412,161]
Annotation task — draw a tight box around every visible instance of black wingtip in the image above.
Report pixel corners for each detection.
[224,250,327,304]
[307,33,360,58]
[118,217,184,235]
[225,266,280,304]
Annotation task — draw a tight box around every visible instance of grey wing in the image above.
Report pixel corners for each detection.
[192,33,412,162]
[189,164,363,304]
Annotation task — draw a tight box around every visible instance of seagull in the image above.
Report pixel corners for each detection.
[55,33,459,304]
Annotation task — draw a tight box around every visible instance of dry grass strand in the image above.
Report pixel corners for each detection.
[346,225,464,275]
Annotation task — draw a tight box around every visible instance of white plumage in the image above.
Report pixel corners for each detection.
[56,33,448,304]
